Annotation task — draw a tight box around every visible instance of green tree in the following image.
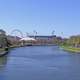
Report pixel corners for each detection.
[0,29,8,48]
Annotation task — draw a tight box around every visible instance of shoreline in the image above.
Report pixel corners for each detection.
[60,46,80,53]
[0,51,8,57]
[0,48,9,57]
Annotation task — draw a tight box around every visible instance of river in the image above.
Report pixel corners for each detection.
[0,46,80,80]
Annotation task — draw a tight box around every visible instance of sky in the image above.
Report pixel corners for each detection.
[0,0,80,38]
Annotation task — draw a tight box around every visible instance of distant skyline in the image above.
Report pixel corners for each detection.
[0,0,80,38]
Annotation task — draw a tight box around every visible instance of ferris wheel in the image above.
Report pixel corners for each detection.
[11,29,23,38]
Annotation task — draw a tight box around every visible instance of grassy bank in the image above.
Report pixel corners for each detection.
[60,45,80,53]
[0,47,9,52]
[0,48,5,51]
[0,48,9,57]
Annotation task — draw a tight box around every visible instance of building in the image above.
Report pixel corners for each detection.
[28,35,62,45]
[19,37,36,46]
[29,35,56,40]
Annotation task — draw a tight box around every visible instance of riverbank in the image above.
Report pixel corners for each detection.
[60,46,80,53]
[0,48,9,57]
[0,46,19,57]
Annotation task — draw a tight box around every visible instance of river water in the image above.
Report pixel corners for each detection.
[0,46,80,80]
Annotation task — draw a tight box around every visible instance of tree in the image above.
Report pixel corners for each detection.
[0,29,8,48]
[63,35,80,47]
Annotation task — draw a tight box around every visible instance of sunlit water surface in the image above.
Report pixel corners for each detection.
[0,46,80,80]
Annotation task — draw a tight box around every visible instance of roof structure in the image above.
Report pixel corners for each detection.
[20,37,36,41]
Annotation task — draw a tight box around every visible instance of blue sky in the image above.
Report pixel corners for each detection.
[0,0,80,37]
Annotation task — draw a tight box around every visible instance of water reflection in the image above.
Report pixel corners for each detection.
[0,52,8,70]
[0,46,80,80]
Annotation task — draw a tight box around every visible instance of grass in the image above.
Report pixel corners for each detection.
[61,45,80,53]
[0,47,9,52]
[0,48,5,51]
